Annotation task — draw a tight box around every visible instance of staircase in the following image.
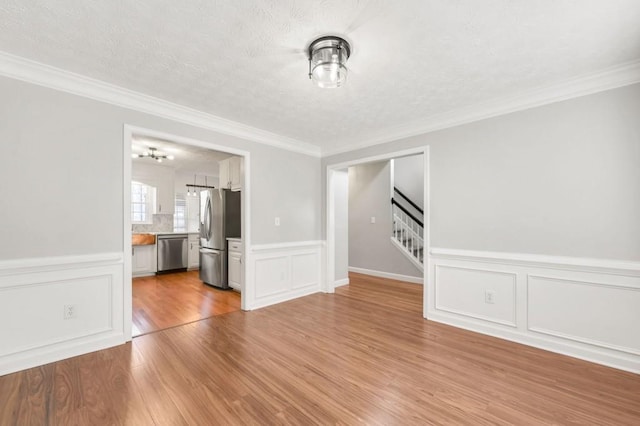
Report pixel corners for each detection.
[391,187,424,272]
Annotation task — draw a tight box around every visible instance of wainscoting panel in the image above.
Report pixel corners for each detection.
[428,248,640,373]
[249,241,322,310]
[254,255,289,299]
[528,275,640,355]
[0,253,125,376]
[434,265,516,327]
[291,252,321,290]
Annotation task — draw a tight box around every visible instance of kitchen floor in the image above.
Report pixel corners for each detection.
[132,270,241,337]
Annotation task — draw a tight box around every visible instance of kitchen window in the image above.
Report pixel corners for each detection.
[174,193,187,232]
[131,181,155,224]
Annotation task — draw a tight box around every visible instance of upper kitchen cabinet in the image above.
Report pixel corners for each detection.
[132,162,175,215]
[219,156,242,191]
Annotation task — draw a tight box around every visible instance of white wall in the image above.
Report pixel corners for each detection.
[0,75,321,260]
[348,161,422,279]
[333,169,349,284]
[326,83,640,261]
[0,74,322,375]
[393,154,424,208]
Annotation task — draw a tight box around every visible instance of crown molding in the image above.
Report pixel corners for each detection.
[323,60,640,157]
[0,51,321,157]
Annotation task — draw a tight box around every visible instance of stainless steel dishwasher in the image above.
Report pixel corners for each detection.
[157,233,188,273]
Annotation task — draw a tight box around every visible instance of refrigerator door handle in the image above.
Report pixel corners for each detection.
[205,196,212,240]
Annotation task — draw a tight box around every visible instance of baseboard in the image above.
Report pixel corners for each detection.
[428,247,640,373]
[250,286,320,310]
[348,266,423,284]
[0,332,126,377]
[428,311,639,374]
[334,278,350,287]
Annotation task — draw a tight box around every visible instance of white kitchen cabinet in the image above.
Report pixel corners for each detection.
[188,233,200,269]
[227,239,242,291]
[156,175,175,215]
[132,163,175,215]
[219,156,242,191]
[132,245,156,276]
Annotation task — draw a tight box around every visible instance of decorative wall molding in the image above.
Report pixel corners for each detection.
[348,266,424,285]
[434,265,517,327]
[251,240,325,252]
[0,252,123,276]
[430,248,640,276]
[428,248,640,373]
[0,253,125,376]
[3,51,639,160]
[0,51,320,158]
[247,242,322,310]
[323,60,640,156]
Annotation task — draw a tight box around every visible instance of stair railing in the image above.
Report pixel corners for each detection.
[391,198,424,263]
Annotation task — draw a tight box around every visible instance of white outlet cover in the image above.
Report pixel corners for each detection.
[370,217,376,224]
[275,217,280,226]
[485,290,495,304]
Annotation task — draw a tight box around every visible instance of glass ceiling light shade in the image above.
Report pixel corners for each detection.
[308,36,351,89]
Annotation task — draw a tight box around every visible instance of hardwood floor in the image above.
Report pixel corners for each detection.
[132,270,241,336]
[1,273,639,424]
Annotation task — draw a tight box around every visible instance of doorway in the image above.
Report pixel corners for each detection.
[123,125,251,340]
[326,147,429,317]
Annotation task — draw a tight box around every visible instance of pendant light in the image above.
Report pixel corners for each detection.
[132,147,175,162]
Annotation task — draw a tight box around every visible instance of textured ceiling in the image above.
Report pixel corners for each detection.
[1,1,639,154]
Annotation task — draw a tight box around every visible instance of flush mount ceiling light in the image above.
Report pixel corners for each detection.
[132,147,174,163]
[308,36,351,89]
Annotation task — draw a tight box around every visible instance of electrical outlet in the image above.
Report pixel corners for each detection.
[485,290,495,304]
[64,304,77,319]
[370,216,376,224]
[275,217,280,226]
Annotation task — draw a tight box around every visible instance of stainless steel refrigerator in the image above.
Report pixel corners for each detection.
[199,189,241,289]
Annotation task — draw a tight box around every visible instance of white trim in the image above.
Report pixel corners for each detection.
[430,247,640,277]
[123,125,252,315]
[251,240,324,252]
[1,332,125,377]
[434,265,518,328]
[0,252,123,276]
[334,278,350,287]
[0,51,320,157]
[322,60,640,156]
[2,51,639,160]
[249,243,322,310]
[0,254,125,376]
[428,248,640,373]
[427,311,639,375]
[325,146,429,299]
[250,286,320,310]
[348,267,423,285]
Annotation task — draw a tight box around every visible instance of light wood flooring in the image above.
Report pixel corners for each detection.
[132,270,241,336]
[1,272,639,424]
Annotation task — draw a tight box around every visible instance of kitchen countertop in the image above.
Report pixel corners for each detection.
[227,237,242,242]
[132,233,156,246]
